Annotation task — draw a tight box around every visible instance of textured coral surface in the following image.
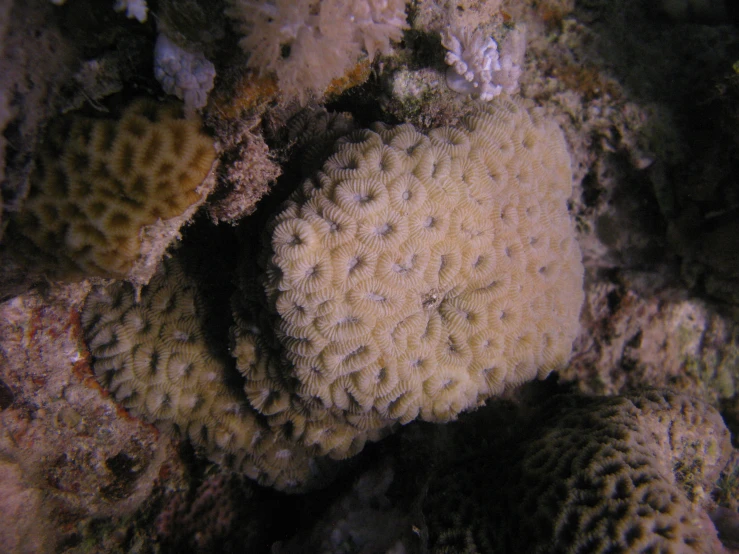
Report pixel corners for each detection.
[10,98,216,279]
[81,97,584,492]
[0,0,738,551]
[232,97,584,458]
[82,257,320,491]
[424,389,732,553]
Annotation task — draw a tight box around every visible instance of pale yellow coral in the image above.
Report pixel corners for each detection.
[82,258,319,492]
[233,97,584,458]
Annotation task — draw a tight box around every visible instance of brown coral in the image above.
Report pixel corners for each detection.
[424,389,733,553]
[10,98,216,280]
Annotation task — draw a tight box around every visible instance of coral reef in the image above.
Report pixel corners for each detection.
[564,271,739,406]
[206,119,282,223]
[209,70,280,119]
[0,0,76,244]
[8,98,216,281]
[0,284,173,552]
[423,389,732,553]
[2,0,739,551]
[0,458,51,552]
[225,0,408,102]
[232,97,584,458]
[82,97,584,490]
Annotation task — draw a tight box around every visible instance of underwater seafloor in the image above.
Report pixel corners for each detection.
[1,0,739,552]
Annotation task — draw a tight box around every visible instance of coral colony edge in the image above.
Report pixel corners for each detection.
[0,1,738,553]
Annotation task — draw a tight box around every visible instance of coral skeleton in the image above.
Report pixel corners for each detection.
[441,25,525,100]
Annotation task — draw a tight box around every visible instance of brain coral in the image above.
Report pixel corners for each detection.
[82,98,585,492]
[82,257,321,491]
[424,389,732,553]
[11,98,216,279]
[232,97,585,458]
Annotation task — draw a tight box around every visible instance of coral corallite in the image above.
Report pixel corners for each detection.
[232,97,585,459]
[82,258,320,491]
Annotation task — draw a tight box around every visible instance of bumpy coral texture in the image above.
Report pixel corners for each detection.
[12,99,216,278]
[82,258,319,491]
[232,98,584,459]
[425,390,732,553]
[225,0,408,101]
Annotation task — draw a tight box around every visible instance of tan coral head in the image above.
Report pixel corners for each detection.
[233,97,585,459]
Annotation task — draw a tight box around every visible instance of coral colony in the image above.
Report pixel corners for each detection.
[154,34,216,114]
[12,99,215,279]
[83,98,584,490]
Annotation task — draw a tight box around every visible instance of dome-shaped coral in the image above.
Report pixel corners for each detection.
[82,98,585,491]
[424,389,733,553]
[232,97,585,458]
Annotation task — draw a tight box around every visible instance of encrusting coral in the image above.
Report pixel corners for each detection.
[424,389,733,553]
[10,98,216,280]
[231,96,584,458]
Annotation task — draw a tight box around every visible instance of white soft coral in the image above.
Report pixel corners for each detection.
[154,34,216,113]
[50,0,148,22]
[441,24,525,100]
[113,0,148,22]
[226,0,408,102]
